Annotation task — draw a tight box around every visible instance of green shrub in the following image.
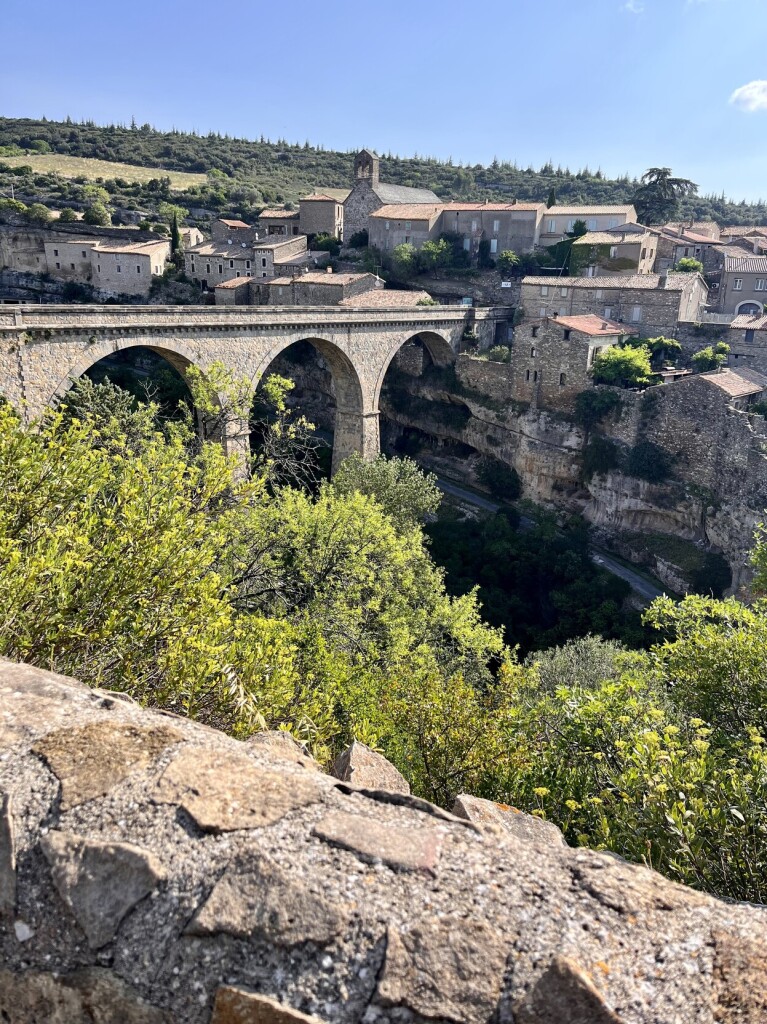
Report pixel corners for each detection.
[626,440,671,482]
[573,390,622,431]
[477,456,521,500]
[347,229,368,248]
[692,342,730,372]
[485,345,512,363]
[582,436,622,479]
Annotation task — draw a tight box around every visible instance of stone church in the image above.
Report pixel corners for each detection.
[342,149,440,242]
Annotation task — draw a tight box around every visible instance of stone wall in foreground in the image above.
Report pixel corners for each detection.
[1,658,767,1024]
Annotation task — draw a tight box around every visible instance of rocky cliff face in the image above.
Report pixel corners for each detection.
[2,658,767,1024]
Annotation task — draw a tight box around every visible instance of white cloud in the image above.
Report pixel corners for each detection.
[730,81,767,113]
[624,0,644,11]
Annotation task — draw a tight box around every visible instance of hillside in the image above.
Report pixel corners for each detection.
[0,152,207,188]
[2,116,767,226]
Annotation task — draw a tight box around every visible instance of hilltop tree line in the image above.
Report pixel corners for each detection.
[2,117,767,224]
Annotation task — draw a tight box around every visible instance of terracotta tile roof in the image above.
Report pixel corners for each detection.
[266,272,376,286]
[369,204,443,222]
[730,313,767,330]
[724,255,767,273]
[542,205,637,216]
[522,273,696,291]
[338,289,433,307]
[301,193,346,203]
[93,240,169,255]
[253,236,307,251]
[215,277,250,289]
[572,231,644,246]
[546,314,638,337]
[700,367,767,398]
[439,202,545,212]
[258,209,299,219]
[720,225,767,237]
[218,219,250,229]
[188,241,253,258]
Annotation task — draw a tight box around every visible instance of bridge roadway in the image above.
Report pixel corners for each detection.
[0,302,512,471]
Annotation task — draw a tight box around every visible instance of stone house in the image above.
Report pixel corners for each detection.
[342,150,440,243]
[185,241,256,287]
[715,253,767,316]
[537,205,638,246]
[726,312,767,372]
[210,218,257,244]
[43,239,100,282]
[696,366,767,410]
[180,226,204,248]
[264,271,383,306]
[298,193,347,240]
[520,272,708,337]
[437,202,545,258]
[368,205,443,252]
[511,313,638,408]
[89,240,170,297]
[654,226,723,273]
[257,209,301,237]
[570,224,658,277]
[214,278,251,306]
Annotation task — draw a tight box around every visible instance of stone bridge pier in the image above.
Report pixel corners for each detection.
[0,303,512,472]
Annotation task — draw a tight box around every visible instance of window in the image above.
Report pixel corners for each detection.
[261,258,267,268]
[136,265,141,273]
[559,307,567,316]
[236,272,241,278]
[532,325,539,338]
[405,221,411,230]
[533,370,538,382]
[53,249,58,257]
[595,289,603,299]
[405,236,410,243]
[471,219,478,232]
[641,247,647,260]
[526,370,530,381]
[462,238,470,251]
[539,307,547,317]
[97,264,100,272]
[608,218,619,228]
[385,221,390,230]
[246,260,251,269]
[563,329,571,340]
[560,287,568,297]
[262,272,267,278]
[530,347,537,357]
[540,285,549,296]
[604,306,612,319]
[493,219,500,232]
[70,263,74,270]
[246,272,252,277]
[116,265,121,273]
[218,265,223,274]
[756,280,765,291]
[610,246,618,258]
[560,372,567,386]
[567,219,575,231]
[81,250,86,258]
[547,218,556,233]
[229,260,234,268]
[55,262,60,269]
[206,264,211,274]
[631,305,641,322]
[746,329,755,344]
[734,279,743,290]
[490,239,498,254]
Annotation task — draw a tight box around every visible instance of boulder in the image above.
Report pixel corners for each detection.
[0,658,766,1024]
[331,740,410,794]
[452,793,566,847]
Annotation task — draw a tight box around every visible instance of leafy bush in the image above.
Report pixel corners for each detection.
[58,207,78,222]
[497,250,520,275]
[692,342,730,372]
[347,229,368,248]
[573,390,622,431]
[312,233,341,257]
[626,440,671,482]
[484,345,512,363]
[477,456,521,500]
[25,202,51,224]
[674,257,704,273]
[591,345,653,388]
[82,201,111,226]
[582,436,622,479]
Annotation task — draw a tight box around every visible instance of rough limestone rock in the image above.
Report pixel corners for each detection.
[331,741,410,794]
[453,793,566,847]
[2,658,767,1024]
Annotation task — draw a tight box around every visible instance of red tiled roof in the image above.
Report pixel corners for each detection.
[218,219,250,228]
[369,204,443,222]
[546,313,637,337]
[700,367,767,397]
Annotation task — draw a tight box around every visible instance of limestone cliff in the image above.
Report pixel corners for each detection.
[2,659,767,1023]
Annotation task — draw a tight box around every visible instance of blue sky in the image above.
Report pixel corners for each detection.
[3,0,767,200]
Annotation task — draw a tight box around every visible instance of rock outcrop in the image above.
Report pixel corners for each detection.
[1,658,767,1023]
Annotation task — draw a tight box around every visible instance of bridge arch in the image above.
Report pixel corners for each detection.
[372,329,456,411]
[252,335,370,473]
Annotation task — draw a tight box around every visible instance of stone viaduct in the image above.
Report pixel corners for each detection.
[0,303,511,470]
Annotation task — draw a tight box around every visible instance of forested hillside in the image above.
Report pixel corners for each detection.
[2,116,766,225]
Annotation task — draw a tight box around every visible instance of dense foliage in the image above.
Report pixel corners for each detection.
[3,117,767,222]
[3,374,767,902]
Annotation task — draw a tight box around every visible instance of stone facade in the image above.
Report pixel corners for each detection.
[257,210,301,237]
[520,273,707,337]
[716,253,767,315]
[3,659,767,1024]
[0,302,508,473]
[264,273,382,306]
[299,196,344,240]
[211,219,258,244]
[342,151,440,243]
[571,228,657,277]
[368,206,442,252]
[537,205,637,246]
[368,203,545,257]
[90,241,170,297]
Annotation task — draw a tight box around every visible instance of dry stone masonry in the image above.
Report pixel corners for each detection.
[1,657,767,1023]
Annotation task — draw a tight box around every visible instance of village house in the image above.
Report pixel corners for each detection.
[187,234,329,290]
[537,205,638,246]
[653,224,723,273]
[210,218,257,244]
[342,149,441,243]
[298,192,347,240]
[264,271,383,306]
[520,272,708,337]
[511,313,638,408]
[257,208,301,237]
[570,223,657,277]
[185,240,255,287]
[180,226,204,248]
[367,205,443,251]
[213,277,251,306]
[696,366,767,410]
[714,253,767,316]
[88,239,170,297]
[726,312,767,372]
[43,239,100,282]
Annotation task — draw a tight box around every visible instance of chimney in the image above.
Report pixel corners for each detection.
[551,311,558,318]
[659,270,668,289]
[326,266,333,273]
